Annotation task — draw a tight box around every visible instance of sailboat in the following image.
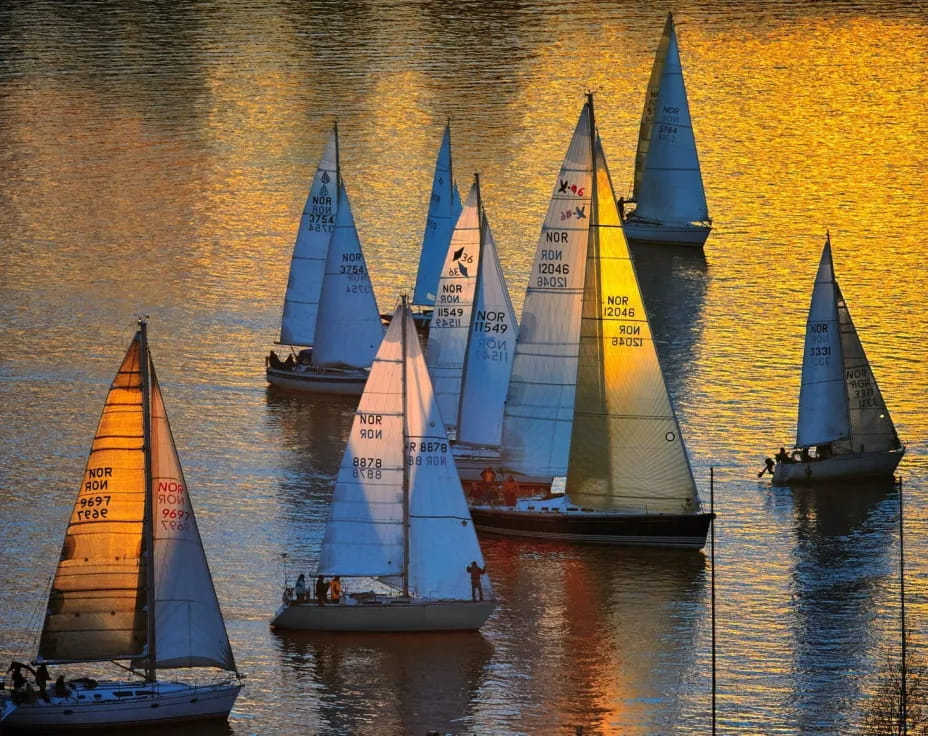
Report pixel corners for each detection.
[622,12,712,248]
[770,234,904,485]
[270,299,496,631]
[406,122,464,335]
[1,319,242,730]
[267,123,384,395]
[469,94,714,549]
[424,174,518,481]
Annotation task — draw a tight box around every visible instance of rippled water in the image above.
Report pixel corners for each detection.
[1,1,927,734]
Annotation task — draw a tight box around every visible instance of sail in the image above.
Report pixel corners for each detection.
[142,366,236,671]
[312,181,384,368]
[318,305,408,579]
[279,127,339,347]
[457,216,518,448]
[501,102,594,479]
[632,15,709,226]
[836,284,901,454]
[567,136,698,514]
[632,12,673,200]
[413,123,463,306]
[38,335,148,664]
[402,306,487,601]
[426,182,480,432]
[796,238,850,448]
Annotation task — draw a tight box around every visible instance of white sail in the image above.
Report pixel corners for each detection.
[312,182,384,368]
[145,367,236,671]
[38,339,148,664]
[413,123,463,306]
[457,216,518,448]
[632,13,672,200]
[279,127,339,347]
[567,135,698,514]
[632,14,709,226]
[796,238,850,448]
[426,182,480,432]
[836,284,900,454]
[501,103,594,479]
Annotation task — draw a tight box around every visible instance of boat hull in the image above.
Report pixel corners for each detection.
[266,366,367,395]
[772,448,904,486]
[622,218,710,248]
[270,598,496,632]
[469,506,714,549]
[0,679,240,731]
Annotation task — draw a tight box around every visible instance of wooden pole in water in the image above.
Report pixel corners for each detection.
[899,476,907,736]
[710,466,717,736]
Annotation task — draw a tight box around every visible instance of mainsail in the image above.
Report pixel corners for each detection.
[501,102,594,479]
[632,13,709,226]
[279,127,339,347]
[566,131,698,514]
[312,181,384,368]
[632,12,672,200]
[797,235,901,454]
[426,182,480,432]
[457,213,518,449]
[413,123,463,306]
[39,324,236,673]
[319,303,486,602]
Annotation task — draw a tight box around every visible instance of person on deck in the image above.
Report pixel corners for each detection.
[54,675,70,698]
[34,663,50,702]
[775,447,792,464]
[466,561,486,602]
[329,576,342,604]
[294,573,307,602]
[315,575,329,606]
[502,475,519,506]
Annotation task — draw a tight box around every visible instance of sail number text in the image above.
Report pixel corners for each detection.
[408,440,448,467]
[606,296,644,348]
[846,367,877,408]
[536,244,570,288]
[158,481,190,532]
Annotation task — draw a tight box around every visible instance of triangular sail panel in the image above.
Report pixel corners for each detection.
[280,127,339,347]
[413,124,463,306]
[796,238,850,448]
[457,216,518,449]
[312,182,384,368]
[633,15,709,226]
[632,12,673,200]
[38,336,148,664]
[501,102,594,480]
[427,182,480,432]
[567,136,698,514]
[141,366,236,671]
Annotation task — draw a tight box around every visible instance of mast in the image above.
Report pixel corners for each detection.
[828,233,853,444]
[446,119,455,208]
[455,173,482,435]
[334,120,341,201]
[139,317,156,682]
[401,296,410,598]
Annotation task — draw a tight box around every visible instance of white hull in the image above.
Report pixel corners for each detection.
[772,448,904,486]
[270,598,495,632]
[266,366,367,395]
[622,217,710,247]
[1,679,240,730]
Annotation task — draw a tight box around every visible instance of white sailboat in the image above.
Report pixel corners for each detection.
[471,94,713,548]
[425,174,518,480]
[270,299,496,631]
[406,122,464,335]
[622,12,712,248]
[267,123,384,395]
[771,234,904,485]
[1,319,241,730]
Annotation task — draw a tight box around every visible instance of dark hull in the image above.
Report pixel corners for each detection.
[469,506,714,549]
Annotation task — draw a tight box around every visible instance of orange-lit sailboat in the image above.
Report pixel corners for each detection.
[470,94,713,549]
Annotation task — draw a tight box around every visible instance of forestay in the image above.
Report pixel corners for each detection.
[501,104,593,480]
[413,123,463,306]
[279,128,338,347]
[427,183,480,432]
[312,182,384,368]
[566,136,698,515]
[457,216,518,449]
[632,14,709,226]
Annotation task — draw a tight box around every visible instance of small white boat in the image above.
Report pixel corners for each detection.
[480,93,713,548]
[271,300,496,632]
[402,121,463,335]
[267,123,384,395]
[423,174,518,482]
[1,319,242,730]
[770,234,904,485]
[622,12,711,248]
